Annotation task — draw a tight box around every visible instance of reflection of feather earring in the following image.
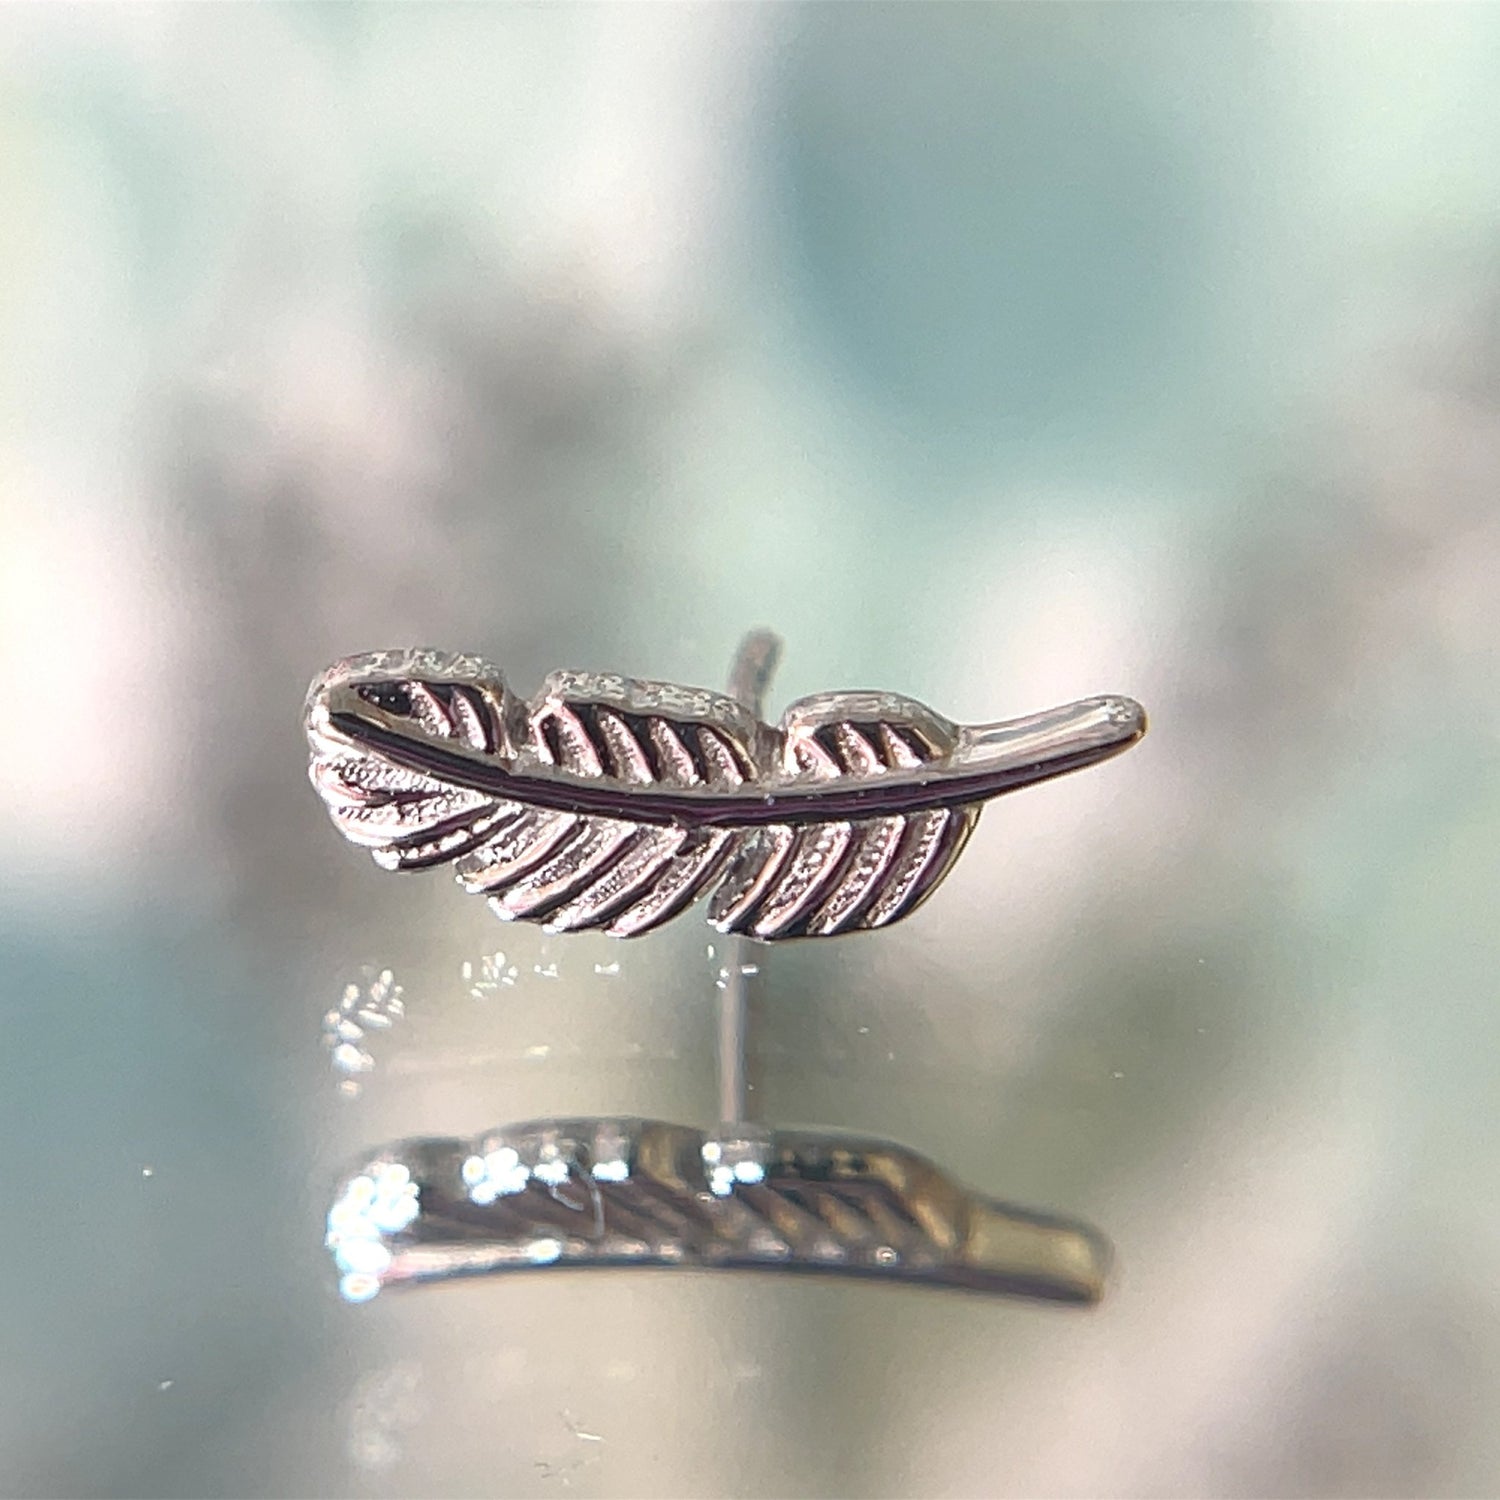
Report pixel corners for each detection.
[304,635,1145,940]
[325,1117,1113,1305]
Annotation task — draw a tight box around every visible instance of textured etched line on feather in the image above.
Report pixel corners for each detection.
[606,830,733,938]
[532,702,605,777]
[593,708,654,784]
[457,810,581,893]
[372,806,517,871]
[804,816,907,935]
[788,732,840,776]
[742,822,854,938]
[734,711,930,936]
[859,809,954,928]
[708,827,797,931]
[447,688,492,751]
[496,819,636,919]
[830,723,882,774]
[312,755,444,804]
[697,726,746,787]
[648,719,700,785]
[406,682,454,740]
[328,787,488,838]
[544,826,690,933]
[878,722,927,770]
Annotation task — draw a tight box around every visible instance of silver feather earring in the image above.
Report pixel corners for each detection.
[304,633,1145,940]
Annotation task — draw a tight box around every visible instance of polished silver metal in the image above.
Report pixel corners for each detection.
[324,1117,1110,1305]
[304,637,1145,941]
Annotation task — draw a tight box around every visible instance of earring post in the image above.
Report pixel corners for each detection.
[717,629,783,1128]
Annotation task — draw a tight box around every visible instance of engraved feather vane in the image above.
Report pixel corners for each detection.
[304,648,1145,941]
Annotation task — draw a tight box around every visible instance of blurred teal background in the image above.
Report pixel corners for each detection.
[3,4,1500,1496]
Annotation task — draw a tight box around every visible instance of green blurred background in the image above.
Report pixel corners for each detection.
[4,4,1499,1496]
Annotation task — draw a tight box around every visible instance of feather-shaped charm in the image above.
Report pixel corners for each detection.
[304,647,1145,941]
